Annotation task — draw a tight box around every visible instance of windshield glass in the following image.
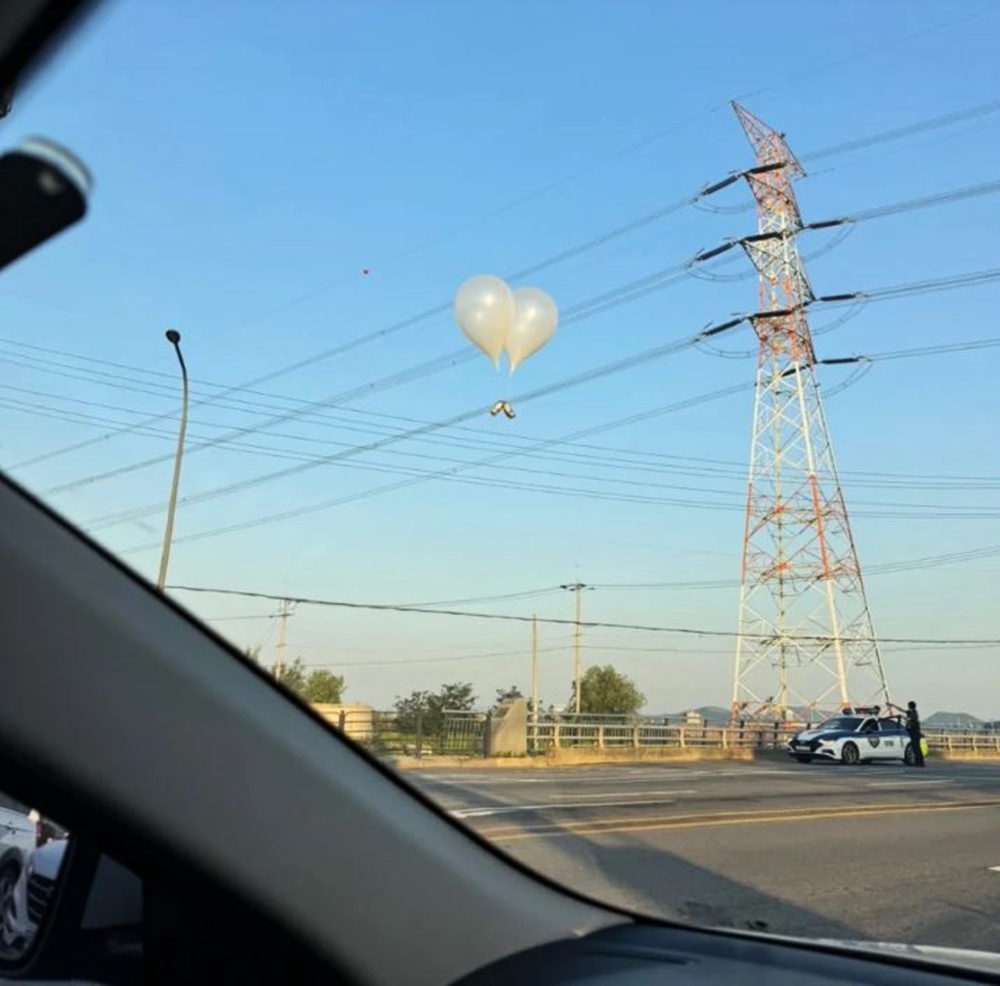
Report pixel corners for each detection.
[817,718,862,733]
[4,0,999,963]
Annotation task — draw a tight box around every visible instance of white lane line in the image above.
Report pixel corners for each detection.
[989,866,1000,873]
[864,780,951,788]
[450,793,696,819]
[539,789,699,800]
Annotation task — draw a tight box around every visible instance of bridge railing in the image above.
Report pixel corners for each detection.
[315,706,1000,758]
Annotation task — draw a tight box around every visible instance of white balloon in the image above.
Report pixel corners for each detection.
[505,287,558,373]
[453,274,514,367]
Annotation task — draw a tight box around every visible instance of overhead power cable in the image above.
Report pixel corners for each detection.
[81,265,1000,533]
[0,345,991,494]
[801,99,1000,163]
[165,584,1000,646]
[40,247,741,498]
[41,224,1000,505]
[111,383,753,547]
[14,91,1000,477]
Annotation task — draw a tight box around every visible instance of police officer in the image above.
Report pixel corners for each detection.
[906,700,925,767]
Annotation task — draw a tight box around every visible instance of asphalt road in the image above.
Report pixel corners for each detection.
[409,760,1000,952]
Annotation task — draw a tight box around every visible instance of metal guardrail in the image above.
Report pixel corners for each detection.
[928,732,1000,753]
[323,707,1000,759]
[326,708,489,758]
[527,720,792,753]
[526,721,1000,755]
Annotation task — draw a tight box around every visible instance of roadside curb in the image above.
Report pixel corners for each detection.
[384,749,999,770]
[936,752,1000,762]
[385,747,789,770]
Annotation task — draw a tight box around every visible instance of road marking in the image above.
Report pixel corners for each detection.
[540,789,699,800]
[476,798,1000,842]
[451,793,697,819]
[864,780,950,787]
[989,866,1000,873]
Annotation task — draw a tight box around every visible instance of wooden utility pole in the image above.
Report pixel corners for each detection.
[560,583,588,714]
[275,598,291,679]
[531,614,539,727]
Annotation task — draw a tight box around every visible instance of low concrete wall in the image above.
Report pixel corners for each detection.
[388,746,760,770]
[936,751,1000,762]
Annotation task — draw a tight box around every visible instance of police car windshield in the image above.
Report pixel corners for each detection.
[817,716,862,732]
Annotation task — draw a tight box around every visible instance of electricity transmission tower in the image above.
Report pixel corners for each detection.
[729,102,890,721]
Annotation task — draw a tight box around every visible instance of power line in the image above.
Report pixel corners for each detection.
[94,330,1000,543]
[593,542,1000,591]
[17,116,1000,482]
[801,98,1000,163]
[7,191,717,474]
[41,179,1000,505]
[112,383,753,548]
[63,260,1000,525]
[38,248,734,497]
[8,382,998,525]
[166,584,1000,646]
[5,332,998,539]
[4,262,997,455]
[95,320,1000,550]
[0,360,992,496]
[6,330,1000,492]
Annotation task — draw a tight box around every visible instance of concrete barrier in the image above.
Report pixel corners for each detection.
[936,751,1000,762]
[387,746,765,770]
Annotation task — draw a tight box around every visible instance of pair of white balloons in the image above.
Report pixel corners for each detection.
[454,274,559,374]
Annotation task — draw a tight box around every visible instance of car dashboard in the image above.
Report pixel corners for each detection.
[456,923,997,986]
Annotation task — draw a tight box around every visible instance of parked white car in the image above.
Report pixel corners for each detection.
[788,714,918,765]
[0,837,66,952]
[0,803,36,927]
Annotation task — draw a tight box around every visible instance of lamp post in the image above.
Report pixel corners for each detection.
[156,329,188,591]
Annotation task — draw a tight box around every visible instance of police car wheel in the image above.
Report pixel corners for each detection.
[841,741,860,765]
[0,859,20,948]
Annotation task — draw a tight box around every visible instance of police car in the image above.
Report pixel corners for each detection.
[787,708,918,765]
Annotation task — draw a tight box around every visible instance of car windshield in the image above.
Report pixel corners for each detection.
[3,0,999,964]
[817,717,863,733]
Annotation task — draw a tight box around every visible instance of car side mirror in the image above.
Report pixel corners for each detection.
[0,836,142,983]
[0,136,91,272]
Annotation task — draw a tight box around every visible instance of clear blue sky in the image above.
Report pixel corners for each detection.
[3,0,1000,715]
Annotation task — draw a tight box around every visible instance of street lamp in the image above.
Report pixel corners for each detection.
[156,329,188,592]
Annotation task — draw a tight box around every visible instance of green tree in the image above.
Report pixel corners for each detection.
[273,656,309,695]
[570,665,645,717]
[493,685,523,712]
[393,682,477,736]
[251,653,346,705]
[301,669,346,704]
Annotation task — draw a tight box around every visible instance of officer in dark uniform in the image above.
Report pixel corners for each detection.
[906,700,925,767]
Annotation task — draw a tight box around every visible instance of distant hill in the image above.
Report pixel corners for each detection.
[924,711,983,730]
[655,707,993,728]
[693,705,730,724]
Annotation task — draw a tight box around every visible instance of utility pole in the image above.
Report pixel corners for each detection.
[560,583,588,714]
[531,614,539,728]
[275,598,292,680]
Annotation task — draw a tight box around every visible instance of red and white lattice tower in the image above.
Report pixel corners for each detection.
[729,102,890,721]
